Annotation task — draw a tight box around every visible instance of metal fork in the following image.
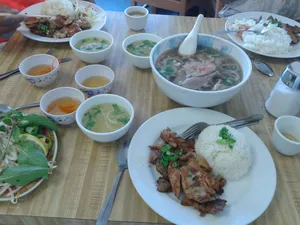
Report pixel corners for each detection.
[181,114,264,140]
[0,48,55,80]
[96,138,131,225]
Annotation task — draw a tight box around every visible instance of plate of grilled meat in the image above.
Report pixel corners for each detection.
[128,107,276,225]
[17,0,106,43]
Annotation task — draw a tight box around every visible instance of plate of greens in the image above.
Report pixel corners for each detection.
[0,110,58,203]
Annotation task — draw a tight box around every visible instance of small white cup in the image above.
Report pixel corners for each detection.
[124,6,149,31]
[40,87,85,125]
[75,65,115,97]
[272,116,300,155]
[19,54,59,88]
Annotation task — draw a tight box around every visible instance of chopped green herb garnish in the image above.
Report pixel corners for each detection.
[112,104,123,115]
[117,117,129,125]
[187,174,192,178]
[159,144,182,168]
[216,127,236,149]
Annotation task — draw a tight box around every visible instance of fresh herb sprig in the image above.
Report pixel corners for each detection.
[216,127,236,149]
[159,144,182,168]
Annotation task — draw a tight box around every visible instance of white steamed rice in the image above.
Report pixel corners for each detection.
[231,18,292,55]
[195,125,252,180]
[41,0,74,16]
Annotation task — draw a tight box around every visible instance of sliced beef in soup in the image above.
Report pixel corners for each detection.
[155,47,242,91]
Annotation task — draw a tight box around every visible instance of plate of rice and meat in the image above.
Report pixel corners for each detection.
[128,108,276,225]
[17,0,106,43]
[225,12,300,58]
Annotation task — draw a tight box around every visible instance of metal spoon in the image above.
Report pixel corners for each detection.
[252,59,275,77]
[0,102,40,114]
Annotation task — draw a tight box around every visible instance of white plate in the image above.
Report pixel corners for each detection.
[0,131,58,202]
[225,11,300,58]
[17,1,106,43]
[128,108,276,225]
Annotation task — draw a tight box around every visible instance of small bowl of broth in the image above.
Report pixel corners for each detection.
[76,94,134,142]
[124,6,149,31]
[40,87,85,125]
[272,115,300,156]
[122,33,162,69]
[19,54,60,87]
[70,30,114,64]
[75,65,115,97]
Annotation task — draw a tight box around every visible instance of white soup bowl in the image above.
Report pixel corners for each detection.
[76,94,134,142]
[70,30,114,64]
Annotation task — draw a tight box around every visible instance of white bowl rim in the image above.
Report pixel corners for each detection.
[124,6,149,18]
[75,65,115,90]
[274,115,300,145]
[69,30,114,55]
[149,33,252,94]
[122,33,162,59]
[40,86,85,118]
[19,54,59,78]
[76,94,134,136]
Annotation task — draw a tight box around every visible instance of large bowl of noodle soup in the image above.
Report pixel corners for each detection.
[149,33,252,107]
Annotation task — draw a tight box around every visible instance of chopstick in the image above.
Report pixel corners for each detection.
[0,13,51,18]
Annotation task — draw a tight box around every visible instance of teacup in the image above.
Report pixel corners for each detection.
[272,115,300,155]
[40,87,85,125]
[124,6,149,31]
[19,54,59,88]
[75,65,115,97]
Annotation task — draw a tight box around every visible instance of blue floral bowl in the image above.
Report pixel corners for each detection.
[75,65,114,97]
[19,54,60,88]
[149,33,252,108]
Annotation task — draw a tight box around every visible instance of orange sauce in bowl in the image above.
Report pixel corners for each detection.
[27,64,54,76]
[46,97,81,115]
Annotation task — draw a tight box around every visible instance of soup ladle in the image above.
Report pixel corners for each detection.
[178,14,204,56]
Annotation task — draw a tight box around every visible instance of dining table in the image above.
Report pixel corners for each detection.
[0,10,300,225]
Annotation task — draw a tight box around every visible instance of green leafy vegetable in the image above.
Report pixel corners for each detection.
[2,118,12,126]
[25,126,39,136]
[21,114,57,132]
[216,127,236,149]
[0,165,49,186]
[117,117,129,125]
[0,125,6,132]
[85,120,96,130]
[11,126,21,142]
[17,141,49,167]
[112,104,123,115]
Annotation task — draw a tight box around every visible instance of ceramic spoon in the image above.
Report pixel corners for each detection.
[178,14,204,56]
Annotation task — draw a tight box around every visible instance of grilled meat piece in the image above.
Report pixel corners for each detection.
[24,17,39,28]
[168,164,181,199]
[194,199,227,216]
[155,161,168,179]
[157,177,172,192]
[181,155,225,203]
[75,18,91,29]
[149,150,161,164]
[182,195,227,216]
[160,128,195,153]
[149,143,164,151]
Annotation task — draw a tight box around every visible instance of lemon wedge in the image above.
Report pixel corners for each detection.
[19,134,49,155]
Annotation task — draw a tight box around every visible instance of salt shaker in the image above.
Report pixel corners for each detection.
[265,61,300,118]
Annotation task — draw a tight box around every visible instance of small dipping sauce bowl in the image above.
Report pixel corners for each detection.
[76,94,134,142]
[75,65,115,97]
[272,115,300,155]
[124,6,149,31]
[19,54,59,87]
[40,87,85,125]
[122,33,162,69]
[70,30,114,64]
